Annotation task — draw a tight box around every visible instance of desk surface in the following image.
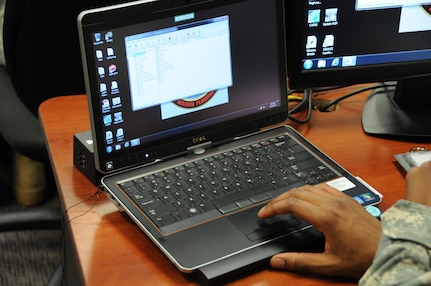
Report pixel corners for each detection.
[39,86,431,285]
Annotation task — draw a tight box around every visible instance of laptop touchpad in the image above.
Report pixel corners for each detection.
[228,206,301,242]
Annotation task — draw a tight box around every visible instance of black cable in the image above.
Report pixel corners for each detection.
[59,187,103,286]
[289,95,308,115]
[287,82,397,122]
[288,85,348,96]
[287,85,352,116]
[288,88,313,124]
[287,89,301,96]
[319,82,397,111]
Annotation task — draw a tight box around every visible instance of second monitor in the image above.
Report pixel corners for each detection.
[285,0,431,139]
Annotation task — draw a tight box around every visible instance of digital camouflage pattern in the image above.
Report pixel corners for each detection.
[360,200,431,286]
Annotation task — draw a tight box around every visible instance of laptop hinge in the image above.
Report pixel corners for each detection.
[187,141,213,155]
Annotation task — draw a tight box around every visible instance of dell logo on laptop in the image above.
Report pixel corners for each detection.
[193,135,207,144]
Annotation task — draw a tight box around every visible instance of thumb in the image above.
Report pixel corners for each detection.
[270,252,339,276]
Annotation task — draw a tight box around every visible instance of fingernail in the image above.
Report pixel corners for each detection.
[257,206,266,215]
[271,257,286,269]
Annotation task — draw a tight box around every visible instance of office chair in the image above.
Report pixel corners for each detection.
[0,1,73,285]
[0,0,128,285]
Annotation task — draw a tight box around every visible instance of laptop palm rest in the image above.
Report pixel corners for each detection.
[194,207,324,285]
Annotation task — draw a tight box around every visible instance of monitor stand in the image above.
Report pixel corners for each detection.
[362,77,431,140]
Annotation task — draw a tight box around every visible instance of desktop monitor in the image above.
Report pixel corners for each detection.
[285,0,431,139]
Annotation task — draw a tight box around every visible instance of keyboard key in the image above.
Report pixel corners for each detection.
[138,199,162,210]
[250,192,271,203]
[187,206,201,216]
[236,199,253,208]
[154,215,177,227]
[218,203,240,214]
[147,203,177,217]
[172,209,189,220]
[212,183,273,207]
[131,192,153,202]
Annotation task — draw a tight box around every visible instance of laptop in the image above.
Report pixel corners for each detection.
[77,0,382,284]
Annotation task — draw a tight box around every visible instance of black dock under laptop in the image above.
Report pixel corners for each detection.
[77,0,382,284]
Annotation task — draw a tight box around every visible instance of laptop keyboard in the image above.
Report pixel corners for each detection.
[118,135,338,230]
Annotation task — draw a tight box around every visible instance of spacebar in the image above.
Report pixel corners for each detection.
[212,183,274,208]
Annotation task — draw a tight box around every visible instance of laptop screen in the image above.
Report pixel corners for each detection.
[79,0,287,173]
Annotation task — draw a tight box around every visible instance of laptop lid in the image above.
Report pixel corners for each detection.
[78,0,288,174]
[77,2,383,283]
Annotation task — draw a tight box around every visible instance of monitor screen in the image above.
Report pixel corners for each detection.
[285,0,431,138]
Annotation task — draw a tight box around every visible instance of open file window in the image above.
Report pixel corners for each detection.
[125,16,233,111]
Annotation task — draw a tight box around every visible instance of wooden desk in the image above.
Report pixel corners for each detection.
[39,86,431,285]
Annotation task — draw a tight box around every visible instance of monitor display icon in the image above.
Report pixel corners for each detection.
[107,48,115,58]
[105,131,113,141]
[114,112,123,123]
[318,59,327,68]
[111,81,119,94]
[303,60,313,70]
[101,99,110,109]
[116,128,124,140]
[103,114,112,126]
[308,9,321,24]
[105,31,113,42]
[100,83,107,96]
[94,33,102,43]
[331,58,340,67]
[306,35,318,49]
[325,8,338,23]
[112,96,122,106]
[323,35,335,48]
[342,56,357,67]
[96,50,103,61]
[98,67,105,78]
[108,64,117,76]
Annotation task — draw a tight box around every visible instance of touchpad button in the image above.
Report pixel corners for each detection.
[228,207,301,242]
[246,218,301,241]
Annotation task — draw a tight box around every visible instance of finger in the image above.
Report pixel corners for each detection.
[270,252,341,277]
[258,197,339,230]
[258,184,343,220]
[265,183,345,211]
[405,161,431,204]
[258,192,318,219]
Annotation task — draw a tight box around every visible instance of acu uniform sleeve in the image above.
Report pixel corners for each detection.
[359,200,431,286]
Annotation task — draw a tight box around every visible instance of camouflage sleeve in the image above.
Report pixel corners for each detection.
[359,200,431,286]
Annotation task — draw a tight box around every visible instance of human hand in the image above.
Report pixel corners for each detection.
[405,161,431,207]
[258,184,381,279]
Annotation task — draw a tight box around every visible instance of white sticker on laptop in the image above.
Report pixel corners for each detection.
[326,177,356,192]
